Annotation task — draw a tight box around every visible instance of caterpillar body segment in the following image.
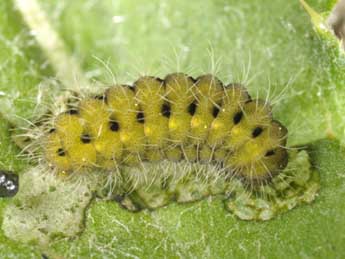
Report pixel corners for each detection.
[78,98,123,169]
[134,77,169,147]
[165,73,195,144]
[106,86,145,165]
[207,83,250,147]
[190,75,224,144]
[44,73,289,183]
[45,132,72,172]
[51,114,97,170]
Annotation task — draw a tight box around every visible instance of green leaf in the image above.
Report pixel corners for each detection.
[1,0,345,258]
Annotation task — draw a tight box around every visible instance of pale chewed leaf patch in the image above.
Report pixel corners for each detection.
[1,166,101,245]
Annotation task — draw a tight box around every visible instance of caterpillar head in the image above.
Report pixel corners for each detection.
[227,120,288,182]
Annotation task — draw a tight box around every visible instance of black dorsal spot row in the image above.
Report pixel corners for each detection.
[233,111,243,125]
[80,134,92,144]
[109,120,120,132]
[188,102,197,116]
[212,106,220,118]
[252,127,263,138]
[57,148,66,157]
[161,103,171,118]
[265,150,275,157]
[137,111,145,123]
[49,128,56,134]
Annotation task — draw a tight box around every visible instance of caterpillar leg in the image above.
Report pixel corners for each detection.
[111,161,227,210]
[112,149,318,221]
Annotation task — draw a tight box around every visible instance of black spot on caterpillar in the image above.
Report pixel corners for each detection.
[109,120,120,132]
[0,170,19,198]
[187,102,197,116]
[56,148,66,157]
[233,111,243,125]
[212,105,220,118]
[80,134,92,144]
[161,103,171,118]
[136,111,145,124]
[66,109,79,115]
[42,73,288,184]
[252,127,263,138]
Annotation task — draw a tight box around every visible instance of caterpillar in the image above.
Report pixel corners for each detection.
[1,72,319,250]
[43,73,288,184]
[0,0,322,249]
[4,73,319,225]
[24,72,319,220]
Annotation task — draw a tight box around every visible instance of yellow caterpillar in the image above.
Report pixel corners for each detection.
[44,73,287,183]
[3,73,318,227]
